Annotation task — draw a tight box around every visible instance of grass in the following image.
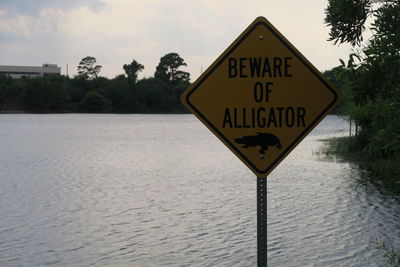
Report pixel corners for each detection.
[376,242,400,267]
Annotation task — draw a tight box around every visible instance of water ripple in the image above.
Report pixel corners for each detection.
[0,114,399,266]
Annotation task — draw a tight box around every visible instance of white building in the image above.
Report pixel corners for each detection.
[0,64,61,78]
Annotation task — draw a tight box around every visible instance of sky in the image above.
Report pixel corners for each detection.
[0,0,354,81]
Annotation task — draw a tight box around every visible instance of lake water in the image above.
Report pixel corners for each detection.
[1,114,399,266]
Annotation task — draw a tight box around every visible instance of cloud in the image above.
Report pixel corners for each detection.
[0,8,67,38]
[0,0,104,16]
[0,0,353,79]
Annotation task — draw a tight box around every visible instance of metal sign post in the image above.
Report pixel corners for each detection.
[257,177,267,266]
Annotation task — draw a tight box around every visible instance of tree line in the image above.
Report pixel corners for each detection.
[0,52,190,113]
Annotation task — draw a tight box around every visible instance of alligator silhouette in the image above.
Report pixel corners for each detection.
[235,132,282,158]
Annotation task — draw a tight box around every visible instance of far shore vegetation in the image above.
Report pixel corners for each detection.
[0,53,190,114]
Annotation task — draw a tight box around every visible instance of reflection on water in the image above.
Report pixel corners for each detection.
[0,114,399,266]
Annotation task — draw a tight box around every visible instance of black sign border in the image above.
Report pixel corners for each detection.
[185,20,339,176]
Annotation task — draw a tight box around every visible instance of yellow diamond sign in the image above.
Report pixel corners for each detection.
[181,16,340,177]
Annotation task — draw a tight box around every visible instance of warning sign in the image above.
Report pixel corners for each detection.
[181,16,340,177]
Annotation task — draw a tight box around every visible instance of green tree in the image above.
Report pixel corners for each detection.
[23,76,71,112]
[325,0,373,46]
[46,75,71,112]
[154,52,190,83]
[134,78,167,112]
[123,59,144,85]
[81,90,110,112]
[101,75,137,112]
[325,0,400,195]
[0,74,23,111]
[325,1,400,156]
[78,56,102,79]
